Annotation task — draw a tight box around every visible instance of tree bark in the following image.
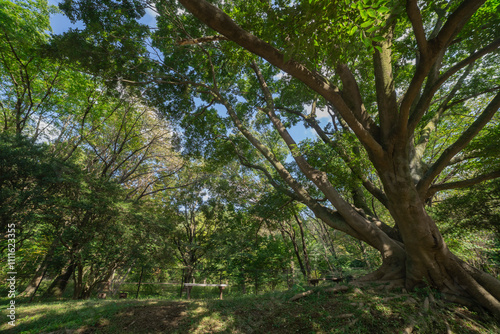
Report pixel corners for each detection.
[376,149,500,318]
[44,262,75,298]
[136,266,144,299]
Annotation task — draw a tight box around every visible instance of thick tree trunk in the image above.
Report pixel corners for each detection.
[73,263,83,300]
[177,0,500,319]
[44,262,75,298]
[19,239,58,298]
[376,154,500,318]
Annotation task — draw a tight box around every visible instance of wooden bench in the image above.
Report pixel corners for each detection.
[183,283,228,300]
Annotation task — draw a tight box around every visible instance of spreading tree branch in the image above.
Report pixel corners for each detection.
[409,37,500,133]
[178,0,384,159]
[417,91,500,196]
[426,170,500,198]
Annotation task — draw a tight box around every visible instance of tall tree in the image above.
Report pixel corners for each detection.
[171,0,500,316]
[54,0,500,316]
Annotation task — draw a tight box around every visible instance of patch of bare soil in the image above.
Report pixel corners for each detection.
[81,302,190,334]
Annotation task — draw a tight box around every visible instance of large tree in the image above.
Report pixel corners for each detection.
[55,0,500,316]
[170,0,500,316]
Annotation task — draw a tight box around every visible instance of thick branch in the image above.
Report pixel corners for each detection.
[447,151,480,166]
[250,62,404,257]
[178,0,384,159]
[402,0,486,140]
[409,38,500,133]
[417,91,500,196]
[414,61,475,160]
[372,25,398,146]
[406,0,428,56]
[337,64,380,138]
[444,85,500,111]
[278,106,389,207]
[426,170,500,198]
[430,0,486,53]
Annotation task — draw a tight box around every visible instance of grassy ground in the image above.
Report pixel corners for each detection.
[2,282,499,333]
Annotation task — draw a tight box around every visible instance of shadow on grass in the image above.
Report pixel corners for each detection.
[166,284,498,334]
[0,298,150,334]
[2,284,498,334]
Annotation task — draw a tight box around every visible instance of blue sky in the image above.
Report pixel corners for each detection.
[48,0,158,34]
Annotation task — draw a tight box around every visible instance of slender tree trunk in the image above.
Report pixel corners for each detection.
[136,266,144,299]
[179,268,185,298]
[357,240,372,270]
[111,266,133,296]
[294,213,312,278]
[28,264,48,303]
[278,221,308,279]
[99,267,115,297]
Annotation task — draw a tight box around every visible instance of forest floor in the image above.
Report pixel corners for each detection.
[2,282,499,334]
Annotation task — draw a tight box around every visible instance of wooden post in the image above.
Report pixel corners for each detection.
[187,286,192,300]
[219,286,225,300]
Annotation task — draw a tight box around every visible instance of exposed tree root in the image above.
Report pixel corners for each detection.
[458,258,500,302]
[351,277,405,292]
[441,292,476,308]
[356,252,500,320]
[444,257,500,320]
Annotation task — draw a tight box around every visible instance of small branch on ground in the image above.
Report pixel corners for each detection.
[289,290,314,301]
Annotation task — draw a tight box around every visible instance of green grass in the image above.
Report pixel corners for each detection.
[2,283,499,333]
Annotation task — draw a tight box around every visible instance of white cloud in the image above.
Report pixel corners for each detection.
[304,104,330,120]
[176,7,187,16]
[273,71,286,81]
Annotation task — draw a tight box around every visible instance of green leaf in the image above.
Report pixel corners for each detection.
[360,10,368,20]
[367,8,377,18]
[372,36,385,42]
[378,6,390,14]
[360,20,373,28]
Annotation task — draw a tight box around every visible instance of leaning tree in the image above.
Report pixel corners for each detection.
[55,0,500,316]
